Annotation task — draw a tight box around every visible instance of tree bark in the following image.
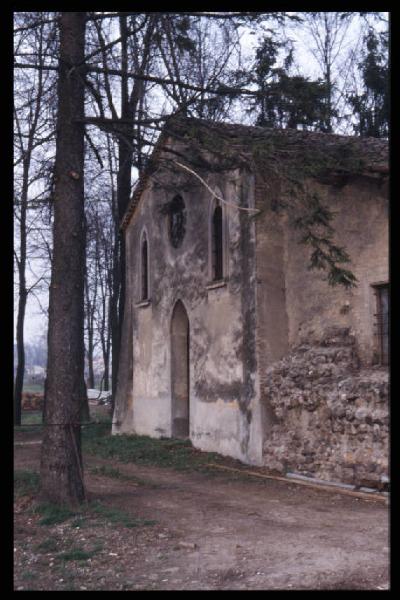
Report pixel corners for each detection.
[40,12,87,506]
[14,268,27,426]
[84,250,96,390]
[14,160,28,426]
[111,15,134,405]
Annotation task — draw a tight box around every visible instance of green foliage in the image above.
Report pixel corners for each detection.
[56,544,103,562]
[90,465,124,479]
[70,516,87,528]
[90,501,157,528]
[81,420,112,441]
[14,470,40,496]
[83,430,227,472]
[293,192,357,288]
[89,464,158,487]
[250,35,332,132]
[251,138,362,288]
[21,571,37,581]
[20,411,43,426]
[170,117,364,288]
[348,28,388,138]
[35,503,78,526]
[35,537,59,553]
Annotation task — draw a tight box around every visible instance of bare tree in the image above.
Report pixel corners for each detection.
[293,12,359,133]
[83,13,252,405]
[14,14,57,424]
[84,199,114,391]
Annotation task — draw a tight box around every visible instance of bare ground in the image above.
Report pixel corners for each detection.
[14,426,389,591]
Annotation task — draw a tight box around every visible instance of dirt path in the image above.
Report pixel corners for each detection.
[14,431,389,591]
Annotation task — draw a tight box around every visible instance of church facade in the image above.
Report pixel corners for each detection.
[113,118,388,489]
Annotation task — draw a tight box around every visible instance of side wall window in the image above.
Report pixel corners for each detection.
[140,232,149,301]
[212,203,223,281]
[373,284,389,365]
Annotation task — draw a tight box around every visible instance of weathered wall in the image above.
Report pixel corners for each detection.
[254,174,290,447]
[257,174,388,484]
[283,175,388,365]
[113,151,262,464]
[113,128,388,482]
[262,327,389,488]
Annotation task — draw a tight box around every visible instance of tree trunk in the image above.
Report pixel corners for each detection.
[110,232,120,405]
[14,171,28,426]
[110,15,133,406]
[14,285,27,426]
[87,345,95,389]
[103,359,110,392]
[40,12,87,506]
[100,303,111,392]
[84,268,96,390]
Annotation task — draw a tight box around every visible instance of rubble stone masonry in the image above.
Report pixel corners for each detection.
[262,327,388,489]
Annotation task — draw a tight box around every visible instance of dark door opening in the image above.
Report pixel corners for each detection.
[171,300,190,438]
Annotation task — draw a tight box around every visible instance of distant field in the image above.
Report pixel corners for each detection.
[21,411,43,426]
[23,383,44,394]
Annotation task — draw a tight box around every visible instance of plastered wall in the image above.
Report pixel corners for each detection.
[113,162,263,464]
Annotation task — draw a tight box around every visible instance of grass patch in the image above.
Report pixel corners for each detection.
[82,420,112,441]
[83,431,227,473]
[14,470,40,497]
[70,516,87,528]
[90,501,157,528]
[56,544,102,562]
[21,570,37,581]
[30,498,157,530]
[35,537,59,553]
[15,410,43,433]
[35,503,78,526]
[90,465,125,479]
[90,408,113,425]
[21,411,43,426]
[89,464,159,488]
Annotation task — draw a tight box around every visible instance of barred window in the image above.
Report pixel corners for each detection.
[374,284,389,365]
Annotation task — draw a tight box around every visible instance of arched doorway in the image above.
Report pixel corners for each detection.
[171,300,190,438]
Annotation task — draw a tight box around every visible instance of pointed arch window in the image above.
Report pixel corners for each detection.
[212,202,223,281]
[168,195,186,248]
[141,233,149,301]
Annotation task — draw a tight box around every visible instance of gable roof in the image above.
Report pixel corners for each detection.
[121,117,388,231]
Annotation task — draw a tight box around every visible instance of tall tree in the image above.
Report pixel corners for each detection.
[347,28,388,138]
[84,14,158,402]
[295,12,358,133]
[40,12,87,505]
[248,35,330,131]
[13,14,57,424]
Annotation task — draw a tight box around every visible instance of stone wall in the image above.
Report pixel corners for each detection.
[262,327,388,489]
